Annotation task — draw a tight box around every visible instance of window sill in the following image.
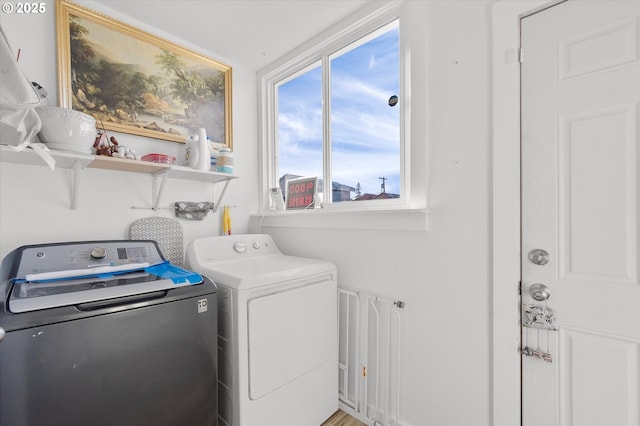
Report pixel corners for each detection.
[251,207,429,232]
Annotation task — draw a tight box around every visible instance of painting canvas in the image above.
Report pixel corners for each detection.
[56,0,232,147]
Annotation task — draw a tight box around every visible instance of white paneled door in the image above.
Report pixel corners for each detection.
[521,1,640,426]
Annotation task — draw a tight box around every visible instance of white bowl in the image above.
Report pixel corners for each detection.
[36,107,96,147]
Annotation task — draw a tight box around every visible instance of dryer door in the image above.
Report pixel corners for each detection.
[247,277,336,400]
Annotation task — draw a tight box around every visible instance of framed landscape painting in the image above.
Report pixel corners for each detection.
[55,0,233,147]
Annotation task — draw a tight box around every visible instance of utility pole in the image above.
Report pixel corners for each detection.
[379,176,387,193]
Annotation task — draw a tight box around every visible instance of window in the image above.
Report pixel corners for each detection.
[268,19,403,209]
[329,24,400,203]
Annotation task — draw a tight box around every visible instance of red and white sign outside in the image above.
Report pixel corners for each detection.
[286,177,317,210]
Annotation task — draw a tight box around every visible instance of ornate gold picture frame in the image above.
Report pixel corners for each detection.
[56,0,232,147]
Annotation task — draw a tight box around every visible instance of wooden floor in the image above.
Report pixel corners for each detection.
[321,409,367,426]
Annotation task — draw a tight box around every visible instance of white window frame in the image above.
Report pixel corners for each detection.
[274,18,403,210]
[256,0,428,231]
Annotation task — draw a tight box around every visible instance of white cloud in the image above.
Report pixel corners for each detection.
[278,110,321,145]
[368,54,376,70]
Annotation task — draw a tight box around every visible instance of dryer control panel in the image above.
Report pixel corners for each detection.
[189,234,281,263]
[228,235,279,258]
[232,239,269,254]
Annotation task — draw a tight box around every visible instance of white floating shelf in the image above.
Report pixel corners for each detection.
[0,145,92,169]
[0,146,237,209]
[164,164,238,184]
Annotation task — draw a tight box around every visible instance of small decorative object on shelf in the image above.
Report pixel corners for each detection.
[216,148,233,173]
[93,114,118,156]
[141,153,176,164]
[93,132,118,156]
[92,115,140,160]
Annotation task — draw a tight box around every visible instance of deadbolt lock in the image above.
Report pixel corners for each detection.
[528,249,549,265]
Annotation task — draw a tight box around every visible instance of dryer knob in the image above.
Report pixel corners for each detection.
[252,241,261,249]
[233,242,246,253]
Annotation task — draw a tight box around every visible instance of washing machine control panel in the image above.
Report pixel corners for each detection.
[13,241,164,279]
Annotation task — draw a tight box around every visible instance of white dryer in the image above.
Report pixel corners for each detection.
[186,234,337,426]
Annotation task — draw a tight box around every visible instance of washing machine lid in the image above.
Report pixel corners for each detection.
[194,253,335,290]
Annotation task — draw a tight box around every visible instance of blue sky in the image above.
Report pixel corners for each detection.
[277,26,400,199]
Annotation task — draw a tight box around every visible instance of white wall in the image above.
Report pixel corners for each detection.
[2,1,497,425]
[257,1,495,425]
[0,0,258,259]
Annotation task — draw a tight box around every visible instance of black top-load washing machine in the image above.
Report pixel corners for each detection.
[0,240,217,426]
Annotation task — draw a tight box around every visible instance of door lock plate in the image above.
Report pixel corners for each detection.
[523,303,556,330]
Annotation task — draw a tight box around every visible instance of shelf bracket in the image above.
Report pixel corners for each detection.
[69,161,84,210]
[212,179,232,213]
[152,171,170,211]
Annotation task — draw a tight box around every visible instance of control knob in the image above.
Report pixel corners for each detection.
[90,247,107,260]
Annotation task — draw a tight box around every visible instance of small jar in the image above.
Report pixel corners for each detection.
[209,148,219,171]
[216,148,234,173]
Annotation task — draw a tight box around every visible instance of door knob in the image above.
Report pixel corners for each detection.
[530,283,551,301]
